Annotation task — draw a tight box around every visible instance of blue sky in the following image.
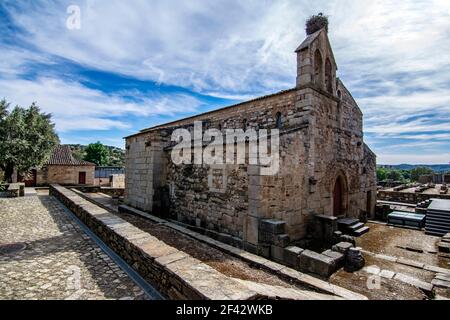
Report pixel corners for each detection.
[0,0,449,164]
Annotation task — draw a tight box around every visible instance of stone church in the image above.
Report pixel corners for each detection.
[124,27,377,253]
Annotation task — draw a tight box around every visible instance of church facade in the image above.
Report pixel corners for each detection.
[123,28,377,252]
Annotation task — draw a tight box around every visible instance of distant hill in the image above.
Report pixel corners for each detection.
[378,164,450,173]
[68,144,125,167]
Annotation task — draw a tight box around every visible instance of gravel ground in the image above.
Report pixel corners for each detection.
[0,195,148,300]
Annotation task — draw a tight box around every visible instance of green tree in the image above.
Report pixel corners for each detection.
[400,170,411,181]
[84,141,110,166]
[410,166,434,182]
[387,169,403,181]
[376,167,388,181]
[0,99,59,182]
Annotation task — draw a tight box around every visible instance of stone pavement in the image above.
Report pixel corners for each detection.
[0,195,148,300]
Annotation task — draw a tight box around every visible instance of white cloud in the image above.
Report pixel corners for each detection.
[4,0,449,96]
[0,77,203,132]
[377,152,450,165]
[2,0,450,162]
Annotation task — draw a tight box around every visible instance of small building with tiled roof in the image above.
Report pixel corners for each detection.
[16,145,95,186]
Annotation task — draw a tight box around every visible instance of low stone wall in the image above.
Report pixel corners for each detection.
[71,185,124,198]
[378,191,450,204]
[50,184,344,300]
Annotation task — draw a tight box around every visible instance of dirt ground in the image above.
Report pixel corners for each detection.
[357,222,448,269]
[330,222,450,300]
[330,266,428,300]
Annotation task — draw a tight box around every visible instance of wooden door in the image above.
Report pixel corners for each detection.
[78,172,86,185]
[18,169,37,187]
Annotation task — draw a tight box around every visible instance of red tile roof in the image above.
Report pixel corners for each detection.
[46,145,95,166]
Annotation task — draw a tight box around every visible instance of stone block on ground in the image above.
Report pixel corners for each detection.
[298,250,336,277]
[259,231,290,247]
[394,273,434,294]
[332,242,354,255]
[332,231,342,244]
[284,246,304,268]
[397,257,425,269]
[322,249,345,267]
[344,247,365,272]
[270,245,285,263]
[362,265,380,275]
[379,269,396,279]
[273,234,290,248]
[435,273,450,282]
[431,278,450,289]
[339,235,356,246]
[259,219,286,235]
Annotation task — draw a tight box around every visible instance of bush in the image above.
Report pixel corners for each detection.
[306,13,329,35]
[0,180,6,192]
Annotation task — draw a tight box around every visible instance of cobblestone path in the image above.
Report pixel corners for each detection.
[0,195,148,300]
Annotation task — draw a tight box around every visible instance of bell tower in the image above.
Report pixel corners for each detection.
[295,14,338,96]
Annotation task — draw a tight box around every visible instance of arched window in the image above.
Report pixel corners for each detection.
[325,58,333,94]
[275,112,282,129]
[243,119,247,131]
[314,49,323,88]
[337,90,342,99]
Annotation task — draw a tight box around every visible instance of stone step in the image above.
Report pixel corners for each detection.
[426,230,448,237]
[348,222,365,231]
[426,222,450,231]
[426,226,449,237]
[353,226,370,237]
[337,218,359,227]
[426,216,450,224]
[427,212,450,220]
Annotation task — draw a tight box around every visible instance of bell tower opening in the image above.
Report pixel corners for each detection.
[314,49,323,88]
[325,58,333,93]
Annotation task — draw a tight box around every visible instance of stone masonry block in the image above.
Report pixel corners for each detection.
[245,216,259,245]
[298,250,336,277]
[332,242,354,255]
[270,245,285,263]
[322,249,345,267]
[260,219,286,235]
[284,246,304,268]
[274,234,290,248]
[259,231,290,247]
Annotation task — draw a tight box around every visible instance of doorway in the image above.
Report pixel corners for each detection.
[78,172,86,185]
[18,169,37,187]
[366,190,373,215]
[333,176,346,216]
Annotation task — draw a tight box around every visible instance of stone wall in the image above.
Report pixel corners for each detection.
[94,177,111,186]
[378,190,450,204]
[110,174,125,188]
[37,165,95,186]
